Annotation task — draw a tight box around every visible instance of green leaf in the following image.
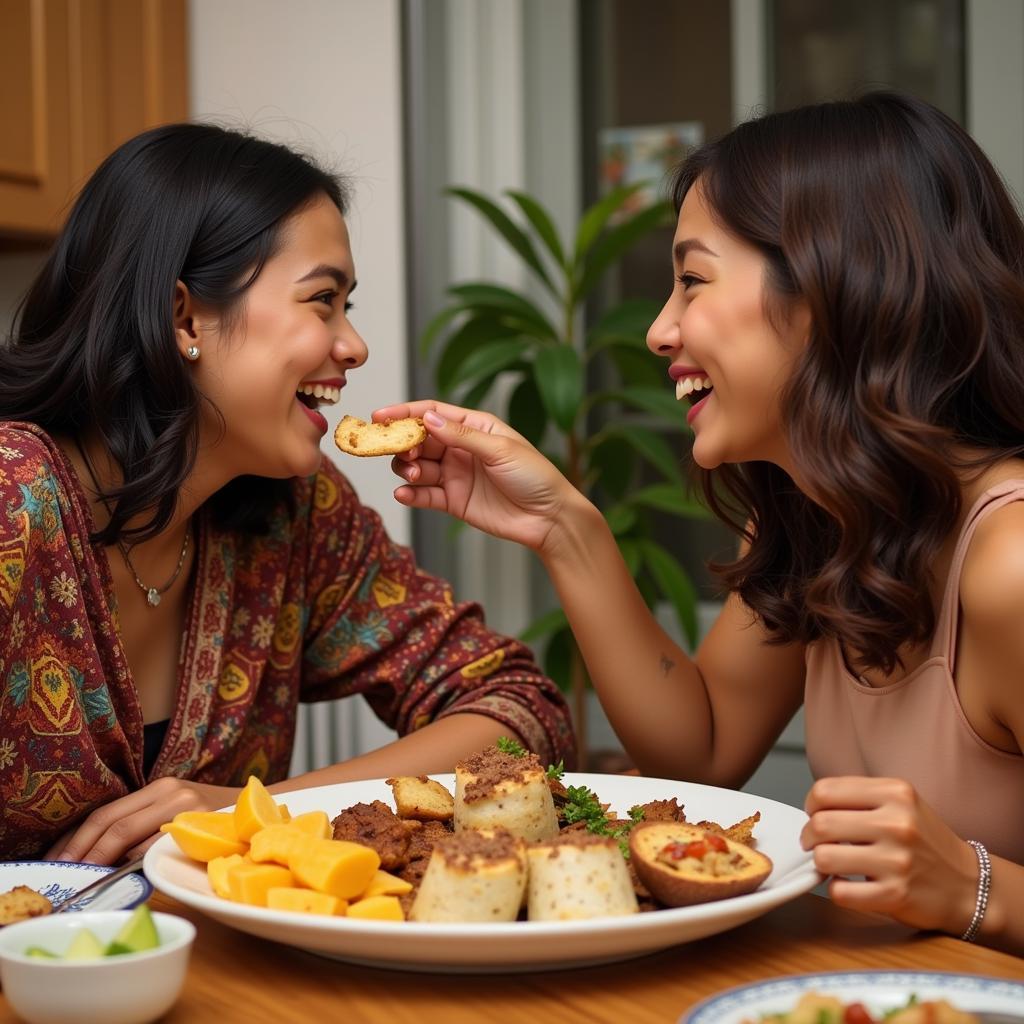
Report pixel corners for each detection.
[594,425,684,483]
[459,373,496,410]
[543,626,573,692]
[575,200,674,302]
[534,345,583,433]
[436,315,519,395]
[448,186,557,296]
[508,374,548,447]
[596,385,689,425]
[574,182,648,260]
[520,606,569,644]
[617,537,642,577]
[628,483,712,520]
[608,345,666,389]
[603,504,637,536]
[639,539,699,652]
[446,337,531,394]
[590,298,662,342]
[448,282,557,340]
[420,304,466,358]
[587,435,633,500]
[506,190,565,270]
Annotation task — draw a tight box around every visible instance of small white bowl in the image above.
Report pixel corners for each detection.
[0,909,195,1024]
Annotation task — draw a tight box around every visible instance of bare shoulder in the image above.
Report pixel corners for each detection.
[959,499,1024,625]
[958,500,1024,746]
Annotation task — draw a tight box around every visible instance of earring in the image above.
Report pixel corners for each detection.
[185,345,200,362]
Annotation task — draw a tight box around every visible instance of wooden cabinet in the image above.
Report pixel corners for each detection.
[0,0,187,242]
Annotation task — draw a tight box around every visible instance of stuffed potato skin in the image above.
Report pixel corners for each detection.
[629,822,772,907]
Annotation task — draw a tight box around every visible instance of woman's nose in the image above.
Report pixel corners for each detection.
[335,322,368,367]
[646,299,682,357]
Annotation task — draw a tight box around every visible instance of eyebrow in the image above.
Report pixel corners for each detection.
[295,264,356,291]
[673,239,719,262]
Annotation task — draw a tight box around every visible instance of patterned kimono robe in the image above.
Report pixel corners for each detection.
[0,423,574,859]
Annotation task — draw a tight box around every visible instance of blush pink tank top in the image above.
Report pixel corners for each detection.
[804,480,1024,862]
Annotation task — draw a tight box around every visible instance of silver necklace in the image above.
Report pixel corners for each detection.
[74,438,191,608]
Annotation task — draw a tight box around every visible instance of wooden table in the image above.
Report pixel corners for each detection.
[5,892,1018,1024]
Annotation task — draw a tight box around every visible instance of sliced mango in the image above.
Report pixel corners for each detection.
[360,869,413,899]
[287,810,332,839]
[160,814,248,862]
[279,805,292,823]
[207,853,246,899]
[234,775,285,840]
[266,887,345,916]
[347,895,404,921]
[289,838,380,900]
[249,824,307,866]
[226,862,295,906]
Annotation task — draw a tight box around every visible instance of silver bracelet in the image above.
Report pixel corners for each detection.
[961,839,991,943]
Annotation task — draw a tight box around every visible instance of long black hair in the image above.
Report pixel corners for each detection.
[1,122,350,544]
[671,91,1024,671]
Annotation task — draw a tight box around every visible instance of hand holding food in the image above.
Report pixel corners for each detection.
[373,400,587,554]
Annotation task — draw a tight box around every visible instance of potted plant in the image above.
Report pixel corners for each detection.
[422,183,711,766]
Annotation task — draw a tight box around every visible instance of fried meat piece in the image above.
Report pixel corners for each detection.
[331,799,410,870]
[692,811,761,848]
[404,819,452,862]
[632,798,686,823]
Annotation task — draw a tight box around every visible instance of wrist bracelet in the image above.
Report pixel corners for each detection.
[961,839,991,943]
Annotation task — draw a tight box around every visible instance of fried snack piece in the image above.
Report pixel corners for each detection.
[693,811,761,848]
[632,798,687,823]
[0,885,52,925]
[330,800,410,871]
[454,746,559,842]
[629,822,772,907]
[333,415,426,457]
[410,828,527,923]
[527,833,638,921]
[386,776,455,822]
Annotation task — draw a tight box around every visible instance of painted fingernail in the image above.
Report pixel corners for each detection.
[423,410,445,428]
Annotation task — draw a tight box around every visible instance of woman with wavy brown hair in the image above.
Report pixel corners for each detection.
[378,91,1024,953]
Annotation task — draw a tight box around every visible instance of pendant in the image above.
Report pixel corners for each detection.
[147,588,161,607]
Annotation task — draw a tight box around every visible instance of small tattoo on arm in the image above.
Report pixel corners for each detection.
[660,654,675,676]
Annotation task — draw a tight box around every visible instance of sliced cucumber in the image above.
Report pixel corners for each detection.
[64,928,105,960]
[104,904,159,956]
[24,946,59,959]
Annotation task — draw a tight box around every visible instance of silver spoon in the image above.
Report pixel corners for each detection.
[49,856,147,914]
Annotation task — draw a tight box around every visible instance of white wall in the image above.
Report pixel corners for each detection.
[189,0,408,762]
[189,0,409,544]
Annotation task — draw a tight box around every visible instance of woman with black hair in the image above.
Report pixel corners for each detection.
[0,123,574,864]
[379,91,1024,953]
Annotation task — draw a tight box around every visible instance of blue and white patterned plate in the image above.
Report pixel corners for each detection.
[681,971,1024,1023]
[0,861,151,914]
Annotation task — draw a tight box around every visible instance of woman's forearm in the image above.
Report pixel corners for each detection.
[538,496,716,780]
[269,713,516,793]
[976,852,1024,955]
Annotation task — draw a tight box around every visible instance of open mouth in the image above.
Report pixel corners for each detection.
[675,375,714,406]
[296,383,341,410]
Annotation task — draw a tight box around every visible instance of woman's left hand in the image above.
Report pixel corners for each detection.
[802,776,979,935]
[45,778,241,866]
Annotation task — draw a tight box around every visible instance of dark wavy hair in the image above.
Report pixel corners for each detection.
[671,91,1024,672]
[0,122,349,544]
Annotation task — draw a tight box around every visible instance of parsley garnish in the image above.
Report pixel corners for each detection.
[562,786,643,857]
[496,736,526,757]
[546,760,565,781]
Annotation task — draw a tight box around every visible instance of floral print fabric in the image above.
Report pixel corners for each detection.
[0,423,574,859]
